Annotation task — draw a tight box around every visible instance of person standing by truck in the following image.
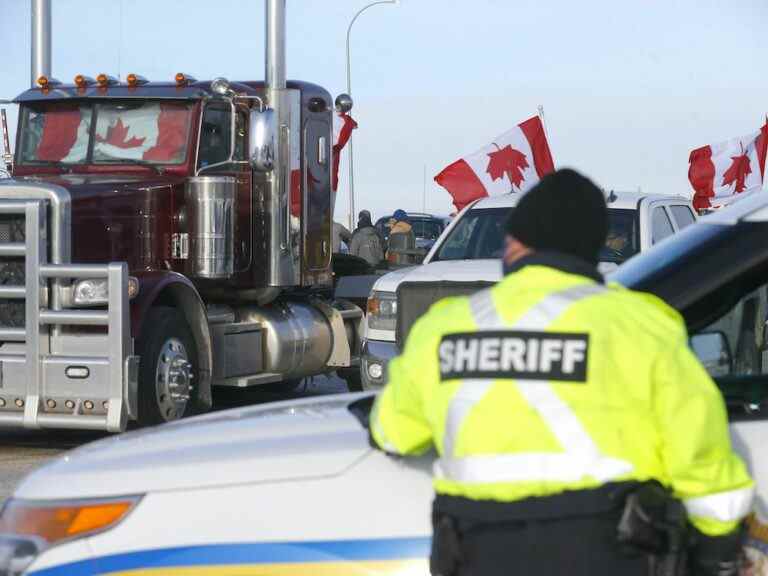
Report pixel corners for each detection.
[370,169,753,575]
[386,209,416,265]
[350,209,384,267]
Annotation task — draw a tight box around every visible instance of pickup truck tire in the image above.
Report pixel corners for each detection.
[137,307,198,426]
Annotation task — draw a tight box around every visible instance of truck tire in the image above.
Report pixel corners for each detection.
[338,367,363,393]
[137,307,198,426]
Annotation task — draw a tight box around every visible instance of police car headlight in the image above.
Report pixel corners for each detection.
[367,291,397,332]
[0,495,141,546]
[73,277,139,306]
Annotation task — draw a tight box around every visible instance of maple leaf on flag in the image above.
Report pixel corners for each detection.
[721,145,752,193]
[96,119,146,149]
[486,144,529,190]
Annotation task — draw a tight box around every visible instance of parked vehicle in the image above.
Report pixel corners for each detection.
[361,190,697,389]
[375,212,447,251]
[0,0,364,433]
[3,192,768,575]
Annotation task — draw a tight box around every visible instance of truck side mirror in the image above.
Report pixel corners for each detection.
[690,331,733,377]
[249,108,276,172]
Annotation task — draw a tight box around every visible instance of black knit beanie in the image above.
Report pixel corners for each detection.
[505,168,607,265]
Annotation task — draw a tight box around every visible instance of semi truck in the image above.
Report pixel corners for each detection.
[0,0,363,432]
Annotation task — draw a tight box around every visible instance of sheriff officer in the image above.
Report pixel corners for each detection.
[370,169,753,576]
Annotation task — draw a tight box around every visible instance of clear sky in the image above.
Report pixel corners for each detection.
[1,0,766,224]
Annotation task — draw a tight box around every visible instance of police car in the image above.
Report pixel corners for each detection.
[362,191,697,390]
[2,192,768,575]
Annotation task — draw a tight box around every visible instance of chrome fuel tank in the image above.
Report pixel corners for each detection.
[185,176,236,278]
[238,301,333,379]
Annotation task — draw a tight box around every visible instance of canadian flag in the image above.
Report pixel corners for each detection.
[434,116,555,211]
[688,119,768,211]
[332,112,357,192]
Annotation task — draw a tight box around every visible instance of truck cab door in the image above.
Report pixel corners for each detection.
[301,118,331,284]
[196,102,252,274]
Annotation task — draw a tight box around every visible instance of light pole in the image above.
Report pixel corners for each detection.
[345,0,398,230]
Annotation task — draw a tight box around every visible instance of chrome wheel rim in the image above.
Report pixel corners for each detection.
[155,338,192,421]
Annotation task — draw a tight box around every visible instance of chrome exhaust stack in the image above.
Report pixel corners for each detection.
[31,0,52,87]
[266,0,286,92]
[264,0,300,287]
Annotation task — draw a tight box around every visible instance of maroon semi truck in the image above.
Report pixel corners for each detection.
[0,0,364,432]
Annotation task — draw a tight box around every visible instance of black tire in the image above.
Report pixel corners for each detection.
[338,367,363,392]
[136,307,198,426]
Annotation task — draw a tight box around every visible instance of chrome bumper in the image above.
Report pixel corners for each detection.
[360,338,398,390]
[0,191,138,432]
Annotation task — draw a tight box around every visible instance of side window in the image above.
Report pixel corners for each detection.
[651,207,675,244]
[691,283,768,419]
[197,105,246,169]
[670,205,696,230]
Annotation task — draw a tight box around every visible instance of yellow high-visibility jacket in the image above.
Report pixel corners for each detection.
[371,262,754,536]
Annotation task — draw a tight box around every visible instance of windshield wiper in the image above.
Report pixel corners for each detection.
[98,158,165,174]
[22,160,75,172]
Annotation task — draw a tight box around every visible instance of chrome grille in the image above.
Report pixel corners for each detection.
[0,215,26,327]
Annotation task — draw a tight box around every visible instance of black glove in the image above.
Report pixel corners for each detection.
[689,524,746,576]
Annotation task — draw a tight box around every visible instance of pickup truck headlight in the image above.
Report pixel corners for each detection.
[0,495,141,545]
[73,276,139,306]
[367,291,397,332]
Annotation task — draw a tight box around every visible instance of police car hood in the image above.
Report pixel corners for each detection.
[14,394,373,501]
[374,259,619,294]
[374,259,502,293]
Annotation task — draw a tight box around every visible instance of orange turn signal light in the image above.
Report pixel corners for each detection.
[0,497,140,543]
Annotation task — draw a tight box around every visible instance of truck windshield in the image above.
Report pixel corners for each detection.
[599,208,639,264]
[18,101,194,166]
[434,206,640,263]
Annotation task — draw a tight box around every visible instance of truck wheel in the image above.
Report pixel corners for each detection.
[338,367,363,393]
[137,307,198,426]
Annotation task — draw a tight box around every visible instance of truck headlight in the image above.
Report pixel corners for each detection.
[73,276,139,306]
[0,496,141,545]
[367,291,397,331]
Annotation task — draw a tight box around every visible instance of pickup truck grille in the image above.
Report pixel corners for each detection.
[396,280,495,348]
[0,215,26,328]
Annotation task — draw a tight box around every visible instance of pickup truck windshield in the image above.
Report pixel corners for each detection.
[434,206,640,262]
[18,101,194,166]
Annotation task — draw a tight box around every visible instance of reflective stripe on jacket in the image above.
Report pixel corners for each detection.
[370,262,754,536]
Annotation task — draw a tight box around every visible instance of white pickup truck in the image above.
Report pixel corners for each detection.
[361,191,697,389]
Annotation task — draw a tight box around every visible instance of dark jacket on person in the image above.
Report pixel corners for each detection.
[350,218,384,267]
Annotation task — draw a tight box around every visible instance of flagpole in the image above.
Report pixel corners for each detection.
[422,164,426,212]
[537,104,554,166]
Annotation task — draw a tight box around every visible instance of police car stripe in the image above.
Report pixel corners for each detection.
[437,282,635,484]
[29,538,431,576]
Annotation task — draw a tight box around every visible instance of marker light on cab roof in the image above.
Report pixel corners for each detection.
[36,76,60,89]
[127,73,148,87]
[74,74,94,88]
[96,74,119,88]
[0,496,141,544]
[175,72,196,86]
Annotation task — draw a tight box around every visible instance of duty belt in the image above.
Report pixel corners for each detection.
[433,481,640,524]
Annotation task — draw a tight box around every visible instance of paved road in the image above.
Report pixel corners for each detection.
[0,374,349,504]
